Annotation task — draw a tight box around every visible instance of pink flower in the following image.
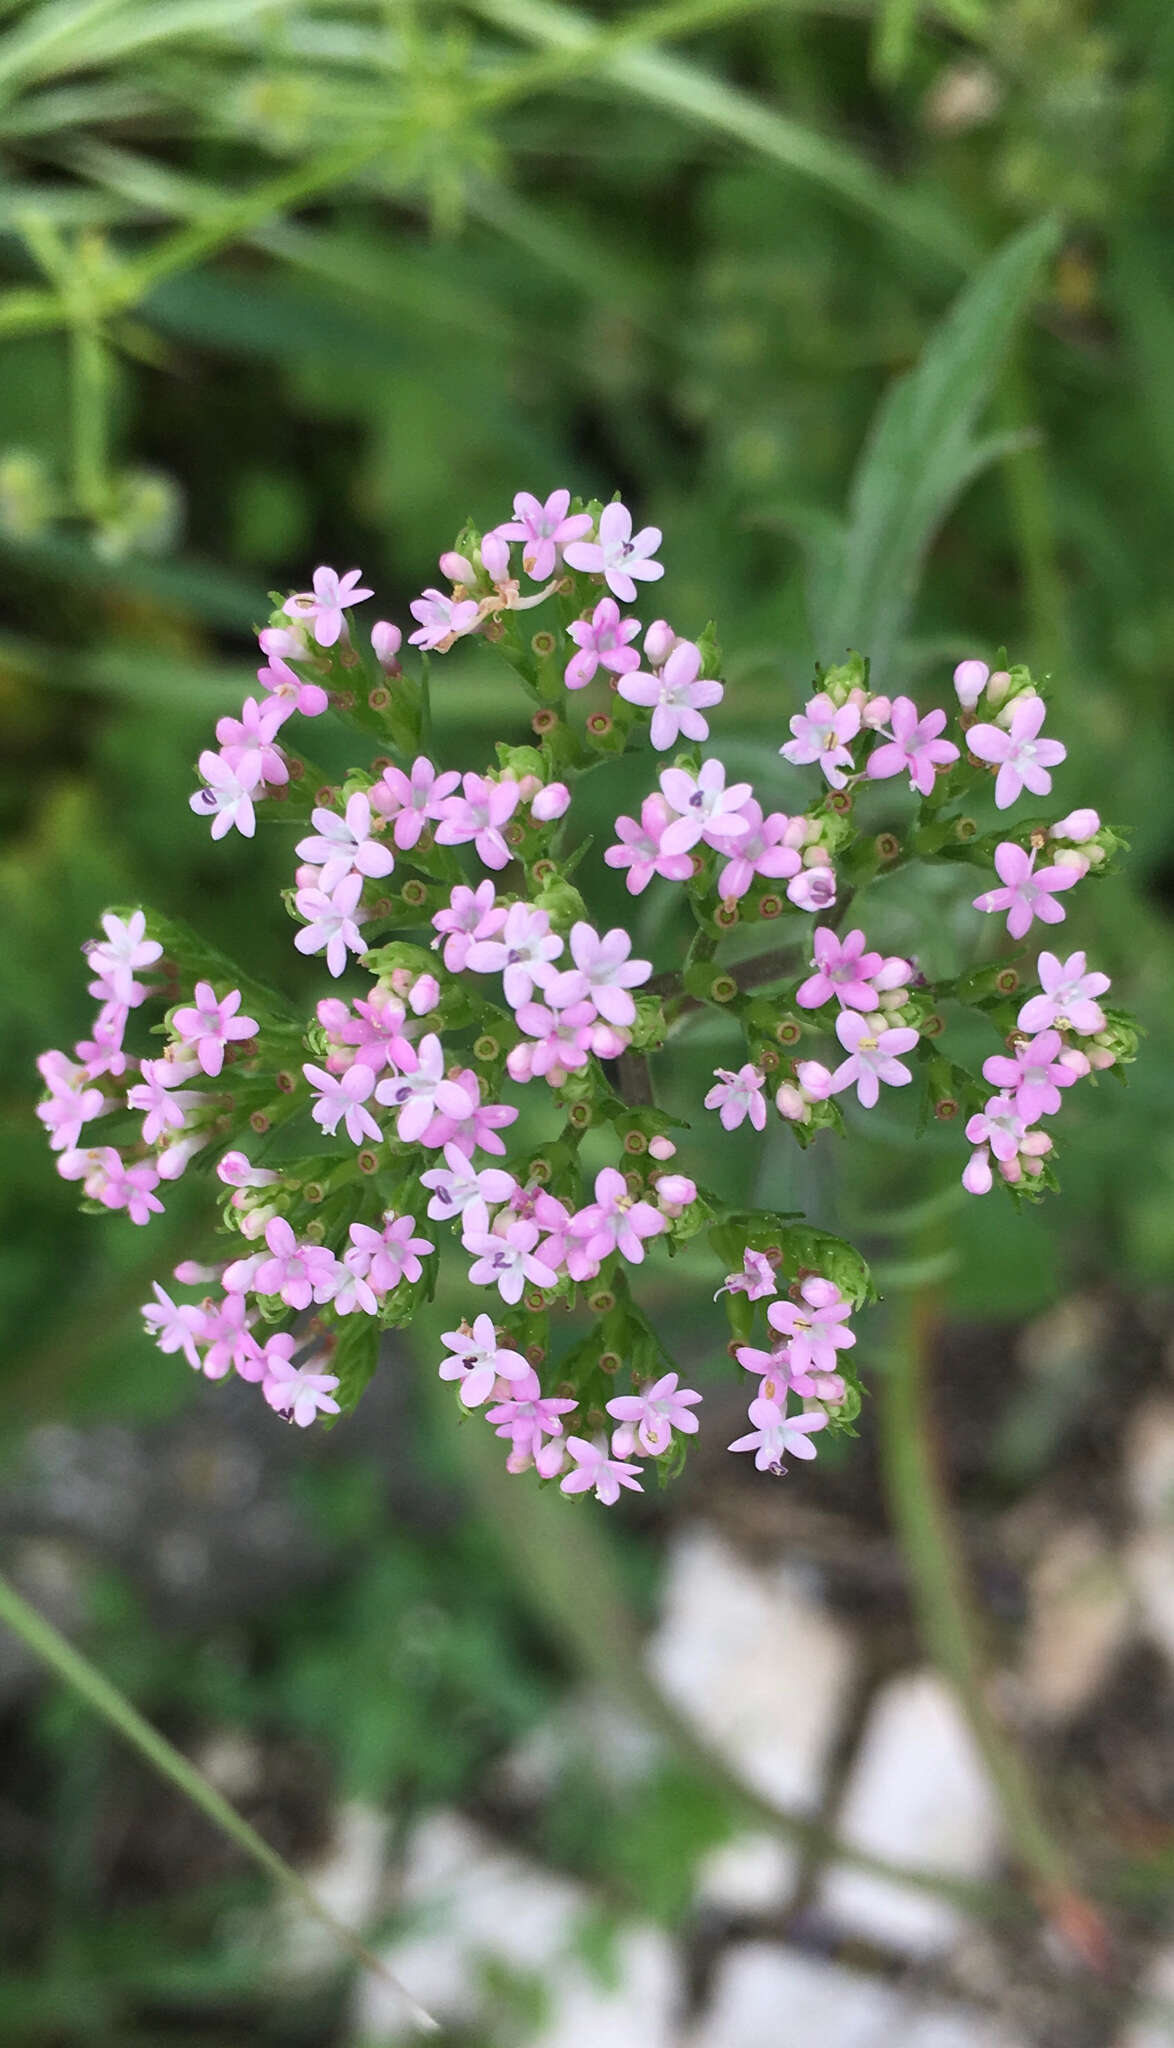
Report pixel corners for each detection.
[284,565,372,648]
[563,500,664,603]
[36,1052,114,1152]
[797,927,884,1011]
[508,1000,598,1083]
[1017,951,1111,1036]
[617,641,723,750]
[371,620,402,668]
[293,873,368,979]
[466,901,564,1008]
[767,1277,855,1384]
[171,983,259,1077]
[965,1094,1032,1163]
[435,773,521,870]
[559,1437,644,1505]
[421,1073,517,1157]
[705,1064,768,1132]
[831,1011,919,1108]
[408,588,480,651]
[127,1058,208,1144]
[190,749,260,839]
[607,1372,702,1456]
[572,1166,666,1266]
[658,759,753,856]
[303,1061,382,1146]
[786,864,837,913]
[371,756,461,850]
[728,1394,828,1471]
[972,843,1079,941]
[328,990,415,1075]
[487,1371,577,1456]
[866,696,959,797]
[717,1250,778,1302]
[199,1290,262,1380]
[254,1216,338,1310]
[982,1030,1078,1120]
[262,1348,341,1426]
[780,694,860,789]
[89,1149,164,1226]
[493,488,593,581]
[374,1032,474,1143]
[142,1282,206,1371]
[438,1313,530,1407]
[215,696,289,789]
[716,804,802,902]
[431,880,507,972]
[544,921,652,1027]
[84,911,162,1008]
[258,642,329,719]
[345,1213,434,1293]
[966,695,1067,809]
[296,793,395,893]
[465,1219,559,1304]
[421,1144,515,1228]
[564,597,641,689]
[604,794,695,894]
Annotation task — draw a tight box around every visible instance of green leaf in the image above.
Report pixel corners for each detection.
[806,217,1061,688]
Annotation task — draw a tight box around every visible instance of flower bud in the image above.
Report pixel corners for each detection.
[643,618,677,667]
[862,693,892,729]
[648,1135,676,1161]
[480,531,510,582]
[1051,847,1091,876]
[531,781,571,823]
[953,658,989,710]
[775,1083,810,1123]
[439,550,477,585]
[795,1059,835,1101]
[515,773,543,802]
[408,973,440,1016]
[371,620,402,668]
[985,668,1012,709]
[1051,808,1101,843]
[1086,1043,1116,1071]
[787,866,836,913]
[656,1173,697,1214]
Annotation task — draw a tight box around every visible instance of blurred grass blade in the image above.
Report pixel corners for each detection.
[465,0,978,269]
[805,215,1060,686]
[0,1570,441,2034]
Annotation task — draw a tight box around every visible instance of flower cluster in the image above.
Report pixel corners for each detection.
[39,494,1133,1503]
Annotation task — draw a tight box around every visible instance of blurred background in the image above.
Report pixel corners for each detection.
[2,0,1174,2042]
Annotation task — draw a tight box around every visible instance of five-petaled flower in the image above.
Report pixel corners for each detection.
[172,984,259,1077]
[972,842,1079,941]
[563,500,664,602]
[966,694,1067,810]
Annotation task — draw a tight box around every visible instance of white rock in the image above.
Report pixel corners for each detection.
[1126,1529,1174,1665]
[352,1811,678,2044]
[817,1670,1002,1957]
[687,1942,1020,2048]
[1115,1942,1174,2048]
[1020,1522,1131,1721]
[647,1527,855,1814]
[500,1686,661,1802]
[1125,1401,1174,1527]
[695,1830,797,1917]
[275,1802,390,1980]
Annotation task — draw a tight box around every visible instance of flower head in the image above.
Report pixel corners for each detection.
[967,695,1067,810]
[563,501,664,603]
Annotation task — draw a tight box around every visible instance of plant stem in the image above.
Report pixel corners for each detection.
[877,1287,1110,1960]
[0,1571,440,2034]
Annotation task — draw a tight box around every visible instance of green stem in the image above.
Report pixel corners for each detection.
[69,316,109,517]
[0,1571,440,2035]
[877,1288,1106,1944]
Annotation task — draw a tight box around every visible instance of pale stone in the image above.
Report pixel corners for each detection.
[352,1811,678,2044]
[695,1830,798,1916]
[1125,1401,1174,1527]
[647,1527,855,1813]
[1126,1529,1174,1666]
[817,1670,1002,1957]
[1115,1942,1174,2048]
[688,1942,1021,2048]
[1020,1522,1131,1720]
[276,1802,390,1980]
[500,1686,661,1802]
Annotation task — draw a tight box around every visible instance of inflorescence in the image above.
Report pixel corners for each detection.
[37,490,1135,1503]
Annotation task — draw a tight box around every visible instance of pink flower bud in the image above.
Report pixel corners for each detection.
[1057,1047,1091,1080]
[480,531,511,582]
[775,1083,810,1123]
[506,1043,536,1083]
[643,619,677,667]
[531,782,571,822]
[591,1023,629,1060]
[173,1259,220,1284]
[240,1202,278,1240]
[371,620,402,667]
[439,550,477,585]
[1051,808,1100,842]
[516,774,543,802]
[408,973,440,1016]
[963,1147,993,1194]
[953,658,989,710]
[656,1173,697,1213]
[862,694,892,729]
[795,1059,834,1101]
[294,863,318,890]
[782,816,810,850]
[648,1135,676,1161]
[1086,1043,1116,1071]
[1051,847,1091,876]
[985,668,1012,708]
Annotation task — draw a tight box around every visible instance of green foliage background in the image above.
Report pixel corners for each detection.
[2,0,1173,2036]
